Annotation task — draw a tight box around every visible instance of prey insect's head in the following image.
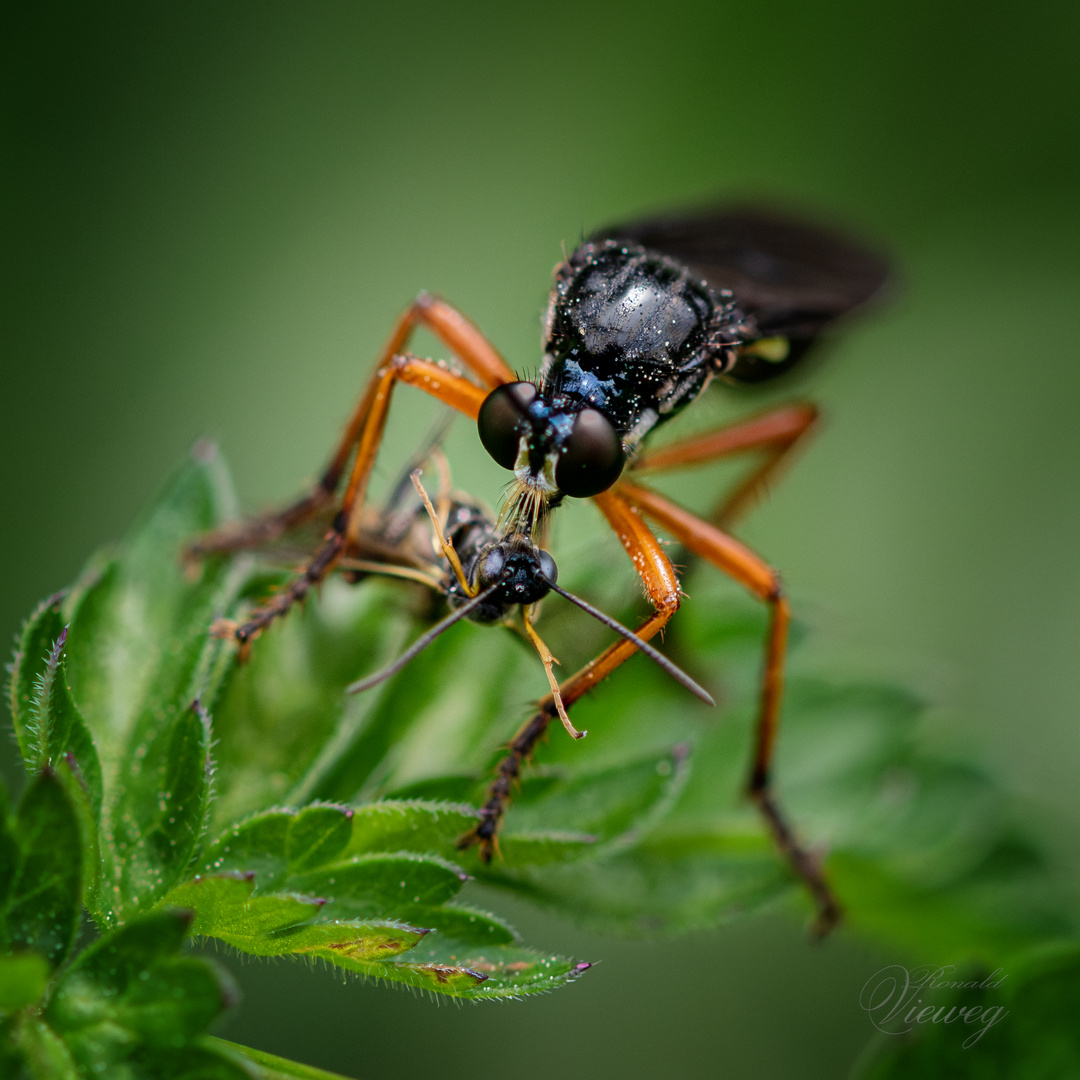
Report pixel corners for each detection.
[345,524,713,734]
[478,381,626,522]
[466,535,558,615]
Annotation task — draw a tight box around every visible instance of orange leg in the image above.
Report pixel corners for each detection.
[462,471,839,934]
[221,355,490,644]
[615,478,839,935]
[631,401,818,529]
[187,294,516,559]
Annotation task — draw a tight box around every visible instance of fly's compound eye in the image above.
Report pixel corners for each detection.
[554,409,625,498]
[475,545,506,588]
[538,549,557,584]
[478,381,538,469]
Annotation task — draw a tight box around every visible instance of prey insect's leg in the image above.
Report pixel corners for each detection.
[459,488,681,857]
[522,608,584,740]
[615,478,840,935]
[225,356,490,644]
[187,294,516,559]
[630,402,818,530]
[409,469,472,595]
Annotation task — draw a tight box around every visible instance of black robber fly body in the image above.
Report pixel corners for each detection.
[190,204,889,933]
[479,241,742,536]
[481,207,887,533]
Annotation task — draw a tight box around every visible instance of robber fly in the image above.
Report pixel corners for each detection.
[190,204,889,933]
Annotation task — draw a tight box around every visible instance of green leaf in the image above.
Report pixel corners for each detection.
[5,1015,80,1079]
[206,582,406,827]
[7,597,104,823]
[481,745,692,873]
[2,769,83,967]
[284,804,354,871]
[45,910,238,1075]
[342,933,591,1001]
[495,831,599,866]
[0,952,50,1012]
[337,800,481,859]
[165,873,325,937]
[53,450,250,921]
[63,448,242,757]
[8,593,66,764]
[110,700,213,917]
[404,904,518,947]
[285,852,469,918]
[184,802,589,997]
[492,823,790,936]
[201,800,481,883]
[165,873,428,961]
[209,1036,357,1080]
[269,918,430,961]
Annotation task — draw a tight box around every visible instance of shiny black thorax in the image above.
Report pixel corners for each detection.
[539,241,746,454]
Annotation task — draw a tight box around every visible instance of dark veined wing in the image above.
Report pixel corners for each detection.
[591,205,890,381]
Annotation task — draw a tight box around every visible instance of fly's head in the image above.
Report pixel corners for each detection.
[477,380,625,535]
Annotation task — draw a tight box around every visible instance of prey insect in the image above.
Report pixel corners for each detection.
[210,434,712,739]
[339,444,714,737]
[189,204,889,934]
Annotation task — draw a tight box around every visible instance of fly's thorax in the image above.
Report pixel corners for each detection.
[477,241,746,509]
[541,240,746,443]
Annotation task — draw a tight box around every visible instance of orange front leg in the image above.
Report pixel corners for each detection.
[188,294,516,560]
[222,355,490,645]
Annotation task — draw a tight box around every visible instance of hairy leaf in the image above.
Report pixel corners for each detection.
[202,800,480,881]
[45,910,238,1075]
[63,450,242,766]
[164,873,427,960]
[181,801,589,996]
[2,770,83,967]
[8,597,103,822]
[111,700,213,917]
[55,451,249,922]
[338,935,591,1000]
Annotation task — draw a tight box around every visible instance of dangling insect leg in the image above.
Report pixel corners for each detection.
[187,293,516,560]
[615,478,841,935]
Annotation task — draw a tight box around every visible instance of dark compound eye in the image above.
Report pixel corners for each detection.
[554,408,625,498]
[475,545,506,588]
[477,381,537,469]
[538,549,557,584]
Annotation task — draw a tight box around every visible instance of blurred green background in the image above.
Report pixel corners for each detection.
[3,2,1078,1077]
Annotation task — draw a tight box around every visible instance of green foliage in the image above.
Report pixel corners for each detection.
[2,445,1077,1077]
